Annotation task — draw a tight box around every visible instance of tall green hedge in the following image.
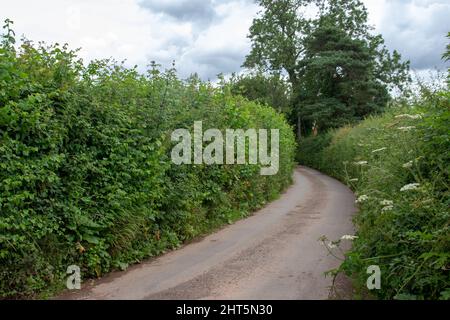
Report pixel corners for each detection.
[0,25,296,298]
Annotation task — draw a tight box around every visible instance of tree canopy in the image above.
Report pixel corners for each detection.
[229,71,292,114]
[243,0,411,136]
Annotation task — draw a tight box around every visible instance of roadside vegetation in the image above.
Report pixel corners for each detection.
[237,1,449,299]
[1,0,448,300]
[298,77,449,299]
[0,20,296,298]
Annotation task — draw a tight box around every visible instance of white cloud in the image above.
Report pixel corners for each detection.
[365,0,450,70]
[175,0,258,79]
[0,0,448,80]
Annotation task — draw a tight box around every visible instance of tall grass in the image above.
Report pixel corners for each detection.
[298,88,449,300]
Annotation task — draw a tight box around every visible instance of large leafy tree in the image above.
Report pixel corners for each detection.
[244,0,410,136]
[229,71,292,114]
[243,0,311,92]
[444,32,450,84]
[297,25,390,129]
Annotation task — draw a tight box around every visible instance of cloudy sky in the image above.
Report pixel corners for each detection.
[1,0,449,80]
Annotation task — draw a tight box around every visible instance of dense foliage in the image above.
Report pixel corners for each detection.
[0,22,296,298]
[229,71,292,115]
[297,25,391,129]
[297,85,449,299]
[243,0,410,136]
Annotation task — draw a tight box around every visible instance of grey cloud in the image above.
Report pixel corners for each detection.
[194,50,244,74]
[378,0,450,70]
[137,0,254,79]
[144,48,246,80]
[139,0,227,29]
[138,0,218,27]
[137,0,252,28]
[142,0,449,80]
[176,48,247,79]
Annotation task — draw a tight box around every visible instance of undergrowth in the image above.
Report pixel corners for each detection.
[0,22,296,298]
[298,86,449,300]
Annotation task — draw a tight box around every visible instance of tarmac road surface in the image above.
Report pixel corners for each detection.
[61,166,357,300]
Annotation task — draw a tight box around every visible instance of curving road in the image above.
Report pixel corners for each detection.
[62,166,357,300]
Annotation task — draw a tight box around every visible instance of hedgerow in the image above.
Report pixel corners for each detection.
[0,22,296,298]
[297,88,449,299]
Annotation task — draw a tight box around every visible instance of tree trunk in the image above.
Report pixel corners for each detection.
[287,68,302,141]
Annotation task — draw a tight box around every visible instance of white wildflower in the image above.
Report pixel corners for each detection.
[395,114,422,120]
[354,161,368,166]
[380,200,394,206]
[372,147,387,153]
[402,161,414,168]
[327,242,337,249]
[400,183,421,192]
[356,195,369,203]
[398,126,416,132]
[341,235,358,241]
[381,205,394,211]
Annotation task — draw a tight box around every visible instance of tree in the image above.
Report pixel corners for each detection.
[444,32,450,62]
[443,32,450,84]
[243,0,311,96]
[243,0,410,137]
[230,71,291,114]
[297,25,390,130]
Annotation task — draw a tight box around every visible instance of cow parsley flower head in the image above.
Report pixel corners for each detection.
[403,161,414,168]
[395,114,422,120]
[354,161,368,166]
[400,183,421,192]
[382,205,394,212]
[380,200,393,206]
[372,147,387,153]
[341,235,358,241]
[327,242,337,249]
[356,195,369,203]
[398,126,416,132]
